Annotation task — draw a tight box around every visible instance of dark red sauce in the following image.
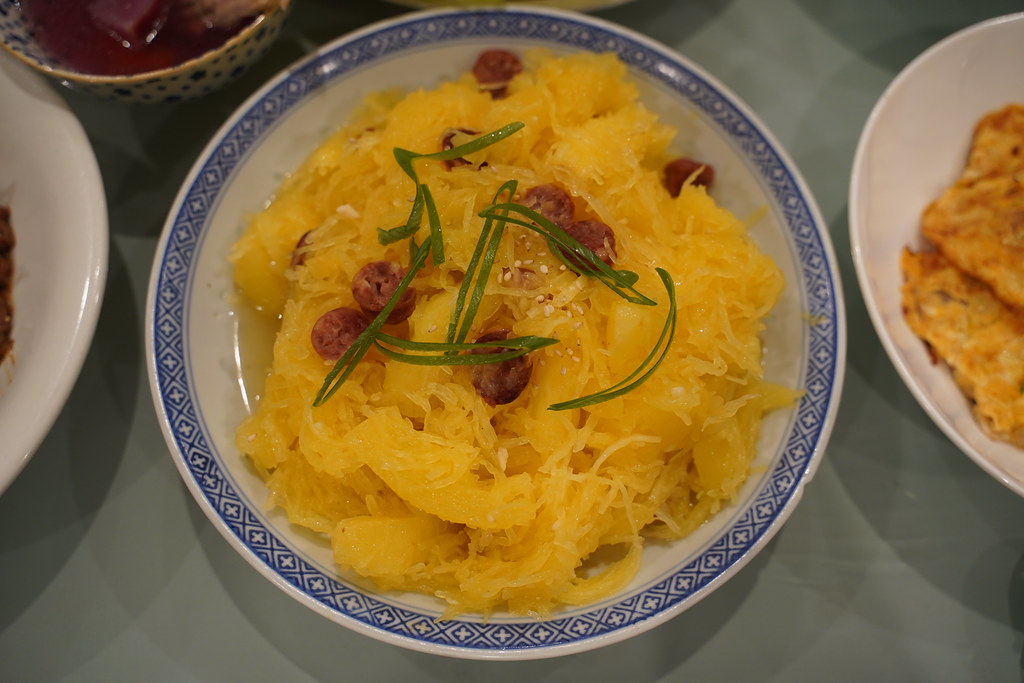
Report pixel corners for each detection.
[20,0,257,76]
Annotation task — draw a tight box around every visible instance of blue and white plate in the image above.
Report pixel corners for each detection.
[146,7,845,659]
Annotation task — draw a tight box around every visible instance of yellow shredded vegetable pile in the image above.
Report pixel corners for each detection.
[230,49,792,618]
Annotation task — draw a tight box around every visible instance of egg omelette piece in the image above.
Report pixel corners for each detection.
[920,172,1024,310]
[960,103,1024,184]
[901,247,1024,447]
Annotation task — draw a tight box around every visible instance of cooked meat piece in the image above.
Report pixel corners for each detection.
[472,49,522,99]
[562,219,616,268]
[523,184,575,228]
[351,260,416,324]
[469,329,532,406]
[662,157,715,197]
[311,307,370,361]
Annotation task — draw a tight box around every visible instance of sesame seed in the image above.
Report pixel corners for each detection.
[539,265,549,274]
[560,367,567,376]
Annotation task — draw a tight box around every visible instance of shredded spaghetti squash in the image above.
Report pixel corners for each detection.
[230,49,792,618]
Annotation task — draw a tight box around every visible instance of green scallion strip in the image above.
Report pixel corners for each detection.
[421,184,445,265]
[447,215,496,344]
[479,203,655,305]
[373,332,557,366]
[378,188,425,245]
[405,121,525,168]
[548,267,677,411]
[312,236,433,407]
[447,180,518,345]
[378,122,525,246]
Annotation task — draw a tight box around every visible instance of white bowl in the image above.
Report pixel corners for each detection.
[0,53,107,493]
[849,13,1024,497]
[147,7,845,658]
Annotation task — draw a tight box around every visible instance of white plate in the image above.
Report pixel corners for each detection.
[849,12,1024,498]
[0,54,107,494]
[147,7,845,658]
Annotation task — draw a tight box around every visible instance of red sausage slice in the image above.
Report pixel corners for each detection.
[663,157,715,197]
[523,184,575,228]
[351,260,416,324]
[563,219,616,268]
[311,307,370,361]
[290,230,312,268]
[472,49,522,99]
[440,127,478,170]
[470,329,533,406]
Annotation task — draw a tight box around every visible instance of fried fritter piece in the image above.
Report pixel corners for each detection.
[921,173,1024,309]
[960,104,1024,184]
[901,247,1024,446]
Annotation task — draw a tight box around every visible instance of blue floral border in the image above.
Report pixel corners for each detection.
[151,9,841,655]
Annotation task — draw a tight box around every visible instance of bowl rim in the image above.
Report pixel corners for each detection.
[146,4,846,658]
[0,55,109,494]
[0,1,289,84]
[848,11,1024,497]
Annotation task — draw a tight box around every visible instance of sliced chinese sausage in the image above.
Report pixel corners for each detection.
[522,184,575,228]
[311,307,370,361]
[440,127,479,170]
[470,329,533,406]
[472,49,522,99]
[663,157,715,197]
[562,219,617,268]
[351,260,416,324]
[290,230,312,268]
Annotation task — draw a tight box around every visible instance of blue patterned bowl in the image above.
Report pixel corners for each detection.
[146,7,846,658]
[0,0,291,103]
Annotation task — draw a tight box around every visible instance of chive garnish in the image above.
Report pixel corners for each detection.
[312,121,678,411]
[378,188,425,245]
[478,203,655,306]
[548,268,677,411]
[313,236,433,407]
[421,184,445,265]
[447,180,518,346]
[372,332,557,365]
[378,122,525,247]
